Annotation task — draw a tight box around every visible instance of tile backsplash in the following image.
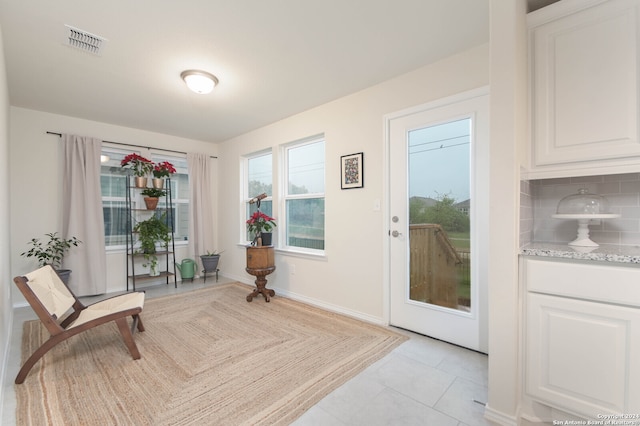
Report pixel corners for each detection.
[520,173,640,247]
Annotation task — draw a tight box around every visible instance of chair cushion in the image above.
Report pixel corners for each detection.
[25,266,75,320]
[69,292,145,329]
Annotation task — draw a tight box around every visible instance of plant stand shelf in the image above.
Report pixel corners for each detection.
[202,269,219,283]
[125,177,177,291]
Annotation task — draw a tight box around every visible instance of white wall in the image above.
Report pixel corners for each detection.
[485,1,528,425]
[217,44,489,322]
[9,108,220,304]
[0,22,12,421]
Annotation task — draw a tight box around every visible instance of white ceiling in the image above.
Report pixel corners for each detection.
[0,1,490,143]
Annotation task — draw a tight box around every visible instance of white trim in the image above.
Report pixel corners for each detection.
[219,273,385,325]
[484,405,519,426]
[383,86,489,351]
[275,287,386,326]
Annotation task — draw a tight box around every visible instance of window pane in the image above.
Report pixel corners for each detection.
[153,155,188,243]
[408,118,471,312]
[103,202,128,246]
[248,153,272,197]
[286,198,324,249]
[101,151,131,247]
[288,141,324,195]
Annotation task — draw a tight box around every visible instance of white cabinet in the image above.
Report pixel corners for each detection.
[522,257,640,419]
[527,0,640,179]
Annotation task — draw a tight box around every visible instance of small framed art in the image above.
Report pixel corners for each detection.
[340,152,364,189]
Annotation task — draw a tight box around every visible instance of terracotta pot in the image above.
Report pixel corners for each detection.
[152,178,165,189]
[144,197,159,210]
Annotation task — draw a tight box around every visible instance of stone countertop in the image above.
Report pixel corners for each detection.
[520,242,640,264]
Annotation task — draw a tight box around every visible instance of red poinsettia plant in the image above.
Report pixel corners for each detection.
[120,153,154,177]
[246,211,276,237]
[153,161,177,178]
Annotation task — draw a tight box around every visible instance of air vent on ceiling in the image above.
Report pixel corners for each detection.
[64,25,107,55]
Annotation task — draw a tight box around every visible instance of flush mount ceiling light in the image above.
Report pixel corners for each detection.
[181,70,218,94]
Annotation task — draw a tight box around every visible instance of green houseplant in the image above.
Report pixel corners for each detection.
[134,214,171,277]
[21,232,82,284]
[140,187,166,210]
[134,214,171,254]
[142,253,160,277]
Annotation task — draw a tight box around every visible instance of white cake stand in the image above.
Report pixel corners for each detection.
[551,213,620,247]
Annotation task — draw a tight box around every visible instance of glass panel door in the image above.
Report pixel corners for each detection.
[408,118,471,312]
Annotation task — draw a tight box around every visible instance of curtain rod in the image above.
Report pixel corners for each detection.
[46,131,218,159]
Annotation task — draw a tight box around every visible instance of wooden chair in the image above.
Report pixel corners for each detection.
[13,265,145,384]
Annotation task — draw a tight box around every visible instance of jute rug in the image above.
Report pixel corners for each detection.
[17,283,407,425]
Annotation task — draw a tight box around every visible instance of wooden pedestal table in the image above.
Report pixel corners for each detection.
[245,245,276,302]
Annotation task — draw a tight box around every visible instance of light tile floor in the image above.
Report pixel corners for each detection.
[3,277,494,426]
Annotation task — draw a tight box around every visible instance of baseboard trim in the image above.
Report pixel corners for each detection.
[224,274,387,326]
[484,405,518,426]
[275,287,386,325]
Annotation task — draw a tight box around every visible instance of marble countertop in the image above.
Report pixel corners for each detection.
[520,242,640,264]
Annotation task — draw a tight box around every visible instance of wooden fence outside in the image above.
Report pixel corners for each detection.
[409,224,465,309]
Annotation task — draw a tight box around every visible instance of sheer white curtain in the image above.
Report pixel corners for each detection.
[61,134,107,296]
[187,153,215,271]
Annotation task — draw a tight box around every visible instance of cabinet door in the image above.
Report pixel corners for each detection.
[526,292,640,417]
[529,0,640,168]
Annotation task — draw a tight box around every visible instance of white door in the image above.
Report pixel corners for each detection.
[387,88,489,352]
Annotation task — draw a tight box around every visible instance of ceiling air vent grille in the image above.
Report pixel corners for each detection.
[64,25,107,55]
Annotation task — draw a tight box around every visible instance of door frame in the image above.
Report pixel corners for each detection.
[381,86,489,351]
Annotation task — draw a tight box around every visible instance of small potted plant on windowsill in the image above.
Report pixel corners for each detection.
[21,232,82,285]
[140,187,167,210]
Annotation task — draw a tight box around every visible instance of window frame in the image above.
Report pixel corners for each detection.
[242,150,274,245]
[149,152,190,245]
[279,135,326,255]
[100,146,190,251]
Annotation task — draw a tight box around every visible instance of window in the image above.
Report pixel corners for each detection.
[100,148,190,248]
[152,154,189,242]
[244,152,273,242]
[283,137,325,252]
[101,149,131,247]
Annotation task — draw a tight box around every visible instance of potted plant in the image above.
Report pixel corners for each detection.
[121,153,154,187]
[133,214,171,255]
[246,211,276,246]
[21,232,82,284]
[140,187,166,210]
[152,161,176,188]
[142,253,160,277]
[200,249,223,273]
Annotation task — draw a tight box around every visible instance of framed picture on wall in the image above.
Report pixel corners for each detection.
[340,152,364,189]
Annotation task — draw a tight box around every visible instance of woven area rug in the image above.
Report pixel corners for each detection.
[17,283,407,425]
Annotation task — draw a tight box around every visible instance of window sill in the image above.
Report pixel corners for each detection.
[106,240,188,253]
[236,243,327,261]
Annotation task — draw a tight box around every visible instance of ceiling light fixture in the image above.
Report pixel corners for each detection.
[181,70,218,94]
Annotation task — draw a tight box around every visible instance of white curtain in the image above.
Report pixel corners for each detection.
[61,134,107,296]
[187,153,215,271]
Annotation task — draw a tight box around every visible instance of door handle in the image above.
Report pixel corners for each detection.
[391,230,402,237]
